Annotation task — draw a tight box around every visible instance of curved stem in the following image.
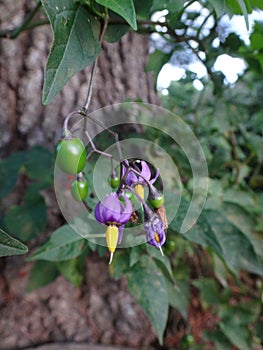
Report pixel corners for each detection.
[82,15,109,113]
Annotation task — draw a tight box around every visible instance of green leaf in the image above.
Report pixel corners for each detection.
[126,255,168,344]
[104,23,130,42]
[57,254,86,286]
[168,197,223,256]
[146,50,172,88]
[193,278,220,309]
[95,0,137,30]
[26,261,59,292]
[24,146,53,182]
[134,0,153,19]
[0,229,28,257]
[0,151,27,199]
[41,0,101,104]
[219,321,251,350]
[205,210,263,276]
[109,250,130,279]
[166,279,189,319]
[4,194,47,242]
[146,244,174,281]
[28,224,87,261]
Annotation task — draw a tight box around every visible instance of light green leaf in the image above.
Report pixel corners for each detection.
[95,0,137,30]
[41,0,101,104]
[28,224,87,261]
[0,229,28,257]
[26,261,59,292]
[205,210,263,276]
[127,255,168,344]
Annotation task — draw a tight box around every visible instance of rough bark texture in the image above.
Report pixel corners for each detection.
[0,1,158,155]
[0,1,160,349]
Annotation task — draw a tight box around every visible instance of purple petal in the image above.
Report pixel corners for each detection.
[118,193,133,224]
[150,168,159,184]
[102,193,122,223]
[140,161,151,181]
[94,201,104,223]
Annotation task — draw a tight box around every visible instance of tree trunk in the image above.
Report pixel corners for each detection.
[0,1,159,349]
[0,1,158,155]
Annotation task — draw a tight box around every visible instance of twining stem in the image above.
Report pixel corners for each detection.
[82,15,109,113]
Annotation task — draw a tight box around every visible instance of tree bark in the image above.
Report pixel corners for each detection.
[0,0,158,156]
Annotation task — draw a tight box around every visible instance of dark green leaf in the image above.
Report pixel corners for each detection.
[127,255,168,344]
[0,151,26,199]
[104,23,130,42]
[109,250,130,279]
[57,255,86,286]
[193,278,220,309]
[219,321,251,350]
[24,146,53,182]
[26,261,59,292]
[41,0,101,104]
[4,194,47,242]
[205,210,263,276]
[28,224,86,261]
[134,0,153,19]
[0,229,28,257]
[166,279,189,319]
[95,0,137,30]
[167,196,222,256]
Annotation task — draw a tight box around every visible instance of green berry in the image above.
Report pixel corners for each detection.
[109,175,120,189]
[55,137,87,175]
[71,178,89,201]
[148,194,164,209]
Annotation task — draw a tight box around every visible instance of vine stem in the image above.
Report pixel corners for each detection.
[82,16,109,113]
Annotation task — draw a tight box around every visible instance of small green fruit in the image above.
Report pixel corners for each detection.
[148,194,164,209]
[55,137,87,175]
[109,175,120,189]
[71,179,89,201]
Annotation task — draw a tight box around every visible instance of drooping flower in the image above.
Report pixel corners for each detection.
[94,193,133,263]
[133,160,159,185]
[121,160,159,199]
[144,214,166,249]
[143,202,166,255]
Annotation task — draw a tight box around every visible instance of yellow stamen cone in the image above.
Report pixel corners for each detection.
[154,233,164,256]
[135,184,144,199]
[106,225,119,264]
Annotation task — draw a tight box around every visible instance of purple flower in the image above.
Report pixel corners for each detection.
[122,160,159,187]
[121,160,137,186]
[144,214,166,248]
[133,160,159,185]
[94,192,133,225]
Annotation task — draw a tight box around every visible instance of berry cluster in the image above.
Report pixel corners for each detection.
[55,113,167,264]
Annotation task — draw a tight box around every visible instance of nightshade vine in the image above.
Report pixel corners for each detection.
[55,108,168,264]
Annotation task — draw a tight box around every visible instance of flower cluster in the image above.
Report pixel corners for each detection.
[94,159,167,263]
